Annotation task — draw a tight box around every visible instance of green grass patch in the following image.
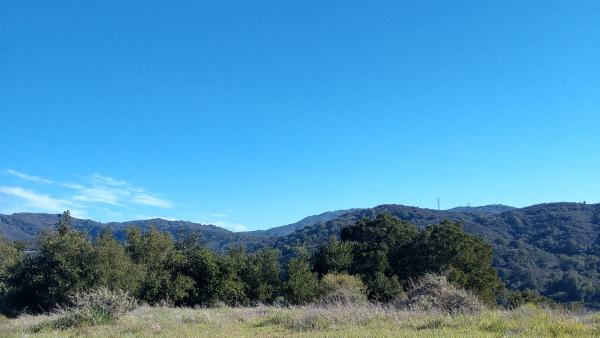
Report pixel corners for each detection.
[1,304,599,337]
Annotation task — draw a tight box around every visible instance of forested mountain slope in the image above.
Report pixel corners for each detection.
[248,209,358,237]
[268,203,600,306]
[0,213,267,251]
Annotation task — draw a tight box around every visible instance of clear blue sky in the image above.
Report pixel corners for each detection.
[1,1,599,231]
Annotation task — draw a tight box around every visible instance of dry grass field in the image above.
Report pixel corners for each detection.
[1,303,600,338]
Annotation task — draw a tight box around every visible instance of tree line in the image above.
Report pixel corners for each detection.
[0,211,521,315]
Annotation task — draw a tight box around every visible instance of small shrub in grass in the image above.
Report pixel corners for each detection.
[43,288,137,330]
[397,273,484,314]
[319,273,367,305]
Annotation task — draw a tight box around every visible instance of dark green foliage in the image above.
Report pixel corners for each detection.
[342,214,417,250]
[341,214,417,278]
[397,221,503,305]
[284,249,321,305]
[0,212,269,252]
[7,212,97,311]
[240,249,281,304]
[0,237,20,295]
[313,237,353,275]
[546,271,591,303]
[177,234,221,306]
[271,203,600,308]
[364,272,402,302]
[589,232,600,256]
[336,214,500,304]
[1,215,283,313]
[0,236,22,312]
[214,248,248,305]
[126,227,193,304]
[592,211,600,225]
[93,230,141,294]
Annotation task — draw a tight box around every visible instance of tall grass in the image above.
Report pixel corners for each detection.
[1,303,599,337]
[2,279,598,337]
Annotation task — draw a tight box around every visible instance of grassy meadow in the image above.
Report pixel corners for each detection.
[1,303,600,338]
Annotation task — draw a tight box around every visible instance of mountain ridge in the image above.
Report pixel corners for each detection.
[0,203,517,242]
[0,212,267,251]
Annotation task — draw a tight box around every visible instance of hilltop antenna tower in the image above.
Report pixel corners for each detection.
[437,197,441,210]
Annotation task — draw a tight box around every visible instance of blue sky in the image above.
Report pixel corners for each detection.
[1,1,599,231]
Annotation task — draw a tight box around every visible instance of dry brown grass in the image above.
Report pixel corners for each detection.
[1,303,600,337]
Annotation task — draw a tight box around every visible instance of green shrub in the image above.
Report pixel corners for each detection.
[285,250,321,305]
[314,237,354,275]
[5,212,101,313]
[319,273,367,304]
[365,272,402,302]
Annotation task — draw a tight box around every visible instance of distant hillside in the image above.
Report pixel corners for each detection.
[448,204,516,214]
[250,209,359,237]
[0,213,267,252]
[265,202,600,307]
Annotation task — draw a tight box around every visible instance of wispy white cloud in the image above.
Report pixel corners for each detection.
[0,186,86,218]
[2,171,240,228]
[5,169,52,184]
[0,186,73,210]
[132,193,173,208]
[67,183,128,206]
[90,174,129,187]
[62,175,172,209]
[1,170,175,220]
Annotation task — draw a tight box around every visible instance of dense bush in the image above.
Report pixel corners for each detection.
[397,273,484,313]
[337,214,501,304]
[284,249,320,305]
[0,237,21,300]
[396,221,503,304]
[7,212,97,312]
[364,272,403,302]
[313,237,353,275]
[239,248,281,304]
[319,273,367,304]
[93,230,141,294]
[46,288,137,329]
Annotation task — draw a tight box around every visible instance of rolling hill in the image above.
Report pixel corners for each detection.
[0,213,267,252]
[248,209,359,237]
[264,202,600,307]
